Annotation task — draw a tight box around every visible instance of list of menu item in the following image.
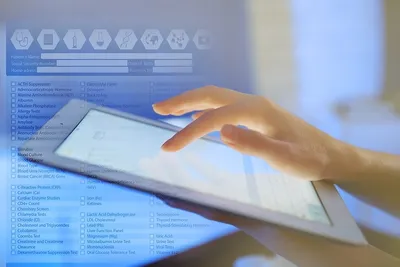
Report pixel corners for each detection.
[6,78,217,263]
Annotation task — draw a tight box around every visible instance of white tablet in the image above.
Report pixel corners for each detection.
[19,99,367,245]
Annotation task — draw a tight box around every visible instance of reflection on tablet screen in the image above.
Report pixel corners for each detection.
[56,110,330,224]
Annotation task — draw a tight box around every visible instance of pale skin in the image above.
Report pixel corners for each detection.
[152,86,400,267]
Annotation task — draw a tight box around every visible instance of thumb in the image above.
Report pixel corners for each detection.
[220,124,290,161]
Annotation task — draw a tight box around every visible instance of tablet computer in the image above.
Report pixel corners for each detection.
[18,99,367,245]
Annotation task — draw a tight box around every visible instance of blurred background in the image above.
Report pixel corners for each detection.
[0,0,399,266]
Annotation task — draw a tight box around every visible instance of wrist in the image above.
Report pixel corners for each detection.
[323,140,368,182]
[327,141,400,183]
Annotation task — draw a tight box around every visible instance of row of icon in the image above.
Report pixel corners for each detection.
[11,29,211,51]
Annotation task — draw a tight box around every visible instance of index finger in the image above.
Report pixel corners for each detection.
[152,85,245,115]
[162,100,270,151]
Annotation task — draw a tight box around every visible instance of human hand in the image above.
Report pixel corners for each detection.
[153,86,358,181]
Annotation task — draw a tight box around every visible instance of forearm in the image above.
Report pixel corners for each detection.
[331,144,400,218]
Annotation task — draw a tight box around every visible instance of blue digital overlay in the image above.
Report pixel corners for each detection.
[0,0,253,265]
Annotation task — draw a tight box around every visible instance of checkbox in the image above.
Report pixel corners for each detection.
[11,137,16,141]
[11,207,15,211]
[80,212,85,217]
[11,175,16,179]
[11,147,16,151]
[80,201,85,206]
[11,234,15,238]
[81,229,85,234]
[11,185,15,189]
[150,250,154,254]
[11,202,15,206]
[11,164,15,168]
[11,109,15,113]
[80,240,85,244]
[80,218,85,222]
[11,120,16,124]
[11,114,16,119]
[80,196,85,201]
[11,104,15,108]
[150,218,154,222]
[80,82,85,86]
[11,239,15,244]
[150,201,154,205]
[11,82,16,86]
[11,93,16,98]
[11,191,15,196]
[149,234,154,238]
[80,93,85,98]
[150,240,154,244]
[80,234,85,239]
[11,218,15,222]
[11,88,16,92]
[150,212,154,217]
[11,99,15,103]
[80,224,85,228]
[11,229,15,234]
[11,212,15,217]
[11,251,15,255]
[80,245,85,250]
[11,245,15,250]
[80,180,85,184]
[150,224,154,228]
[80,251,85,255]
[150,245,154,249]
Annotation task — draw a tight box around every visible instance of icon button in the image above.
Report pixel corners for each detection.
[115,29,137,50]
[141,29,163,50]
[167,29,189,50]
[11,29,34,50]
[193,29,211,50]
[64,30,86,50]
[37,29,60,50]
[89,29,112,50]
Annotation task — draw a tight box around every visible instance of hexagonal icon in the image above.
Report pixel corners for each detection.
[115,29,138,50]
[166,29,189,50]
[64,29,86,50]
[11,29,34,50]
[89,29,112,50]
[37,29,60,50]
[193,29,212,50]
[141,29,163,50]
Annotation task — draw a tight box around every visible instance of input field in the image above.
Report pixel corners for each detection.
[57,60,128,67]
[154,60,193,67]
[41,53,192,60]
[153,67,193,73]
[37,67,129,73]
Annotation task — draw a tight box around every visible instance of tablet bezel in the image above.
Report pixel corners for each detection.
[18,99,367,245]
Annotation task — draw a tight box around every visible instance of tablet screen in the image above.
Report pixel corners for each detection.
[56,109,330,224]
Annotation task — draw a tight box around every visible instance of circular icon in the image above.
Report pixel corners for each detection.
[64,30,86,50]
[11,29,34,50]
[89,29,112,50]
[141,29,163,50]
[115,29,138,50]
[193,29,212,50]
[37,29,60,50]
[167,29,189,50]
